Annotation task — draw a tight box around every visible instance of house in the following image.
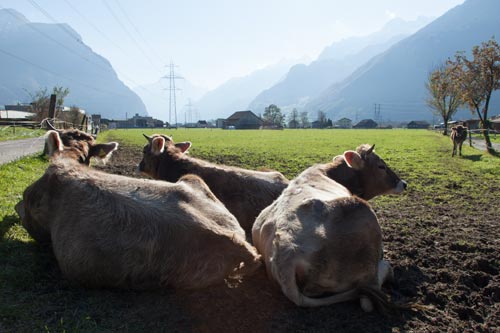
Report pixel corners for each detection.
[336,118,352,129]
[491,115,500,131]
[407,120,430,129]
[353,119,378,129]
[0,110,35,120]
[108,113,164,129]
[225,111,263,129]
[197,120,208,128]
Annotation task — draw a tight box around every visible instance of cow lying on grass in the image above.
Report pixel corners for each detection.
[252,144,407,312]
[139,134,289,234]
[451,125,467,157]
[15,130,261,289]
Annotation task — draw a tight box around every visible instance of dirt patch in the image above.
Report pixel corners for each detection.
[91,143,500,332]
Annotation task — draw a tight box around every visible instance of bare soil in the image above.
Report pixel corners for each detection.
[88,143,500,332]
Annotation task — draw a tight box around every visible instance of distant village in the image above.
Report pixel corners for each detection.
[1,103,499,132]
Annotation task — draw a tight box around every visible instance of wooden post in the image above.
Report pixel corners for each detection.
[80,115,86,131]
[47,94,57,129]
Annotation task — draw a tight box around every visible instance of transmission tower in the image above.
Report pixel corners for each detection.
[162,62,183,128]
[184,99,195,126]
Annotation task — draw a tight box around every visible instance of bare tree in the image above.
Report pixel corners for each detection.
[426,64,463,135]
[300,111,310,128]
[288,108,299,128]
[317,110,327,129]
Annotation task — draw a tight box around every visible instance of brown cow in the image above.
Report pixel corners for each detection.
[15,130,261,289]
[138,134,289,234]
[252,144,406,311]
[451,125,467,157]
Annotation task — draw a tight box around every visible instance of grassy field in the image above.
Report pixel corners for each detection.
[0,126,45,142]
[1,128,499,331]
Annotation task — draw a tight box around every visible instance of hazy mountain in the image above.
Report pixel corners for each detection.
[248,17,433,114]
[133,79,207,124]
[194,59,303,120]
[0,8,146,120]
[306,0,500,122]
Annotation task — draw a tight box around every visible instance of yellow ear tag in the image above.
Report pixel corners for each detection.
[99,149,107,158]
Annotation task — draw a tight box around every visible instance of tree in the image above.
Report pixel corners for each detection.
[426,64,463,135]
[52,86,70,116]
[26,86,71,122]
[317,110,327,128]
[288,108,299,128]
[26,87,50,121]
[449,38,500,154]
[263,104,285,128]
[300,111,310,128]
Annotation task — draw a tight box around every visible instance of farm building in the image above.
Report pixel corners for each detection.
[225,111,263,129]
[407,121,430,129]
[336,117,352,129]
[353,119,378,129]
[0,110,35,120]
[491,116,500,131]
[108,113,164,129]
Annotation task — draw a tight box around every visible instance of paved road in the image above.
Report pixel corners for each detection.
[470,137,500,152]
[0,137,45,165]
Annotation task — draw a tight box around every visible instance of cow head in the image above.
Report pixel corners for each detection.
[138,134,191,180]
[340,144,407,200]
[46,129,118,165]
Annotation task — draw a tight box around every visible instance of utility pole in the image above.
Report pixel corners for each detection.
[184,99,194,126]
[374,103,381,124]
[162,62,183,128]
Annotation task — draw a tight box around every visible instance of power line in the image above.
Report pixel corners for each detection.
[61,0,128,55]
[111,0,164,67]
[27,0,83,44]
[101,0,159,72]
[0,47,134,99]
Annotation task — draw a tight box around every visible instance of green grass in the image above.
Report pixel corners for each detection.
[1,128,499,331]
[0,126,45,142]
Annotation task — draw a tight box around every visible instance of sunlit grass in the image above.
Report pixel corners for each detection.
[0,126,45,142]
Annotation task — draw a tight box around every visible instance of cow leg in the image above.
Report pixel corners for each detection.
[459,142,463,156]
[452,143,457,157]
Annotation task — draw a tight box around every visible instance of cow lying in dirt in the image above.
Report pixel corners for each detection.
[139,134,289,234]
[15,130,261,289]
[252,144,407,312]
[451,125,467,157]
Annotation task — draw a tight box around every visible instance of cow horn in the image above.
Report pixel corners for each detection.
[367,144,375,154]
[143,133,153,142]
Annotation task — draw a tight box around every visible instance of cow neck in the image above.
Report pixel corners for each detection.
[323,158,364,198]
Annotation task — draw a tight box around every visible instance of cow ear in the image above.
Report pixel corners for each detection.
[151,136,165,155]
[46,130,63,156]
[344,150,364,170]
[90,142,118,159]
[175,141,191,153]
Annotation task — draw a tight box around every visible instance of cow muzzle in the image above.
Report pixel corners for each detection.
[394,180,407,194]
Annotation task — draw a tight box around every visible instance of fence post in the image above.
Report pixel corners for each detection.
[47,94,57,129]
[469,129,472,147]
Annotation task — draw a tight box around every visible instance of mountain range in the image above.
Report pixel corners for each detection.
[305,0,500,122]
[0,9,146,120]
[2,0,499,124]
[248,16,434,115]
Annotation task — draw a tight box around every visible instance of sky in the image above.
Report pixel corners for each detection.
[1,0,465,91]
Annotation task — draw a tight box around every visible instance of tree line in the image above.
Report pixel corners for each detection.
[426,37,500,154]
[262,104,332,129]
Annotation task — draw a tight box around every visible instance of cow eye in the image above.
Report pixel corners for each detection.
[378,165,386,170]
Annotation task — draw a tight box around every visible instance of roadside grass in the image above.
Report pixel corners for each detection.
[1,128,498,331]
[0,126,45,142]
